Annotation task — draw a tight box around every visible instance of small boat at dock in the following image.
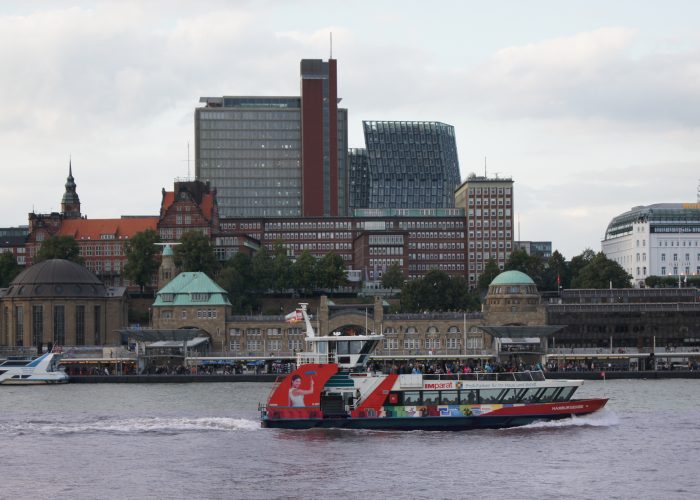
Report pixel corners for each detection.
[0,352,70,385]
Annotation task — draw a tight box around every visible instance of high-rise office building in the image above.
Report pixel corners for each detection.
[454,175,514,286]
[362,121,461,209]
[195,59,348,218]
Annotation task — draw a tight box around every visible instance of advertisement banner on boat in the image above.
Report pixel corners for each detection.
[422,380,458,390]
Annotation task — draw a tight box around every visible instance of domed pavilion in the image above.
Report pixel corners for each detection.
[480,270,563,362]
[0,259,128,349]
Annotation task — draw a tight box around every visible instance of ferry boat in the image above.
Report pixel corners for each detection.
[0,352,70,385]
[259,305,608,430]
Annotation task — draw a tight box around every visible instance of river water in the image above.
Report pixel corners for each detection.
[0,379,698,500]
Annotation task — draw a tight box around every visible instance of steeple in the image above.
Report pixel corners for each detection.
[61,158,81,219]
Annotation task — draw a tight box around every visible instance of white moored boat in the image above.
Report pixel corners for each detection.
[0,352,70,385]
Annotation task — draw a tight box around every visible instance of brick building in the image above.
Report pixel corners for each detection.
[0,259,128,348]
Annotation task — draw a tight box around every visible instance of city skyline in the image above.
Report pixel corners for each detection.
[1,1,699,258]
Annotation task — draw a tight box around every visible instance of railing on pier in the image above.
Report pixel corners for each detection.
[421,370,546,382]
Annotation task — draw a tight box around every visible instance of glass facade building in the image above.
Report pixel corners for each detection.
[348,148,369,211]
[362,121,461,209]
[195,59,348,218]
[195,97,303,218]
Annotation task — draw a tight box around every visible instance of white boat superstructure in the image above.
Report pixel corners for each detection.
[0,352,69,385]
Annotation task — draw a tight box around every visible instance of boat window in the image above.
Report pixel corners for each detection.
[336,341,349,355]
[537,387,561,403]
[553,387,576,402]
[441,391,459,405]
[349,340,363,355]
[500,389,519,403]
[403,391,421,405]
[422,391,439,405]
[519,388,542,403]
[461,389,478,404]
[479,389,501,403]
[360,340,378,354]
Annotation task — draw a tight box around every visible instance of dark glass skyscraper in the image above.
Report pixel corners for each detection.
[363,121,461,209]
[348,148,369,211]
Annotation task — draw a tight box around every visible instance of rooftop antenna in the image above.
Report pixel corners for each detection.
[484,156,487,178]
[330,32,333,59]
[697,179,700,203]
[518,214,521,242]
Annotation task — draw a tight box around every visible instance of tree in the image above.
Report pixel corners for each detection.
[270,242,292,292]
[571,252,632,289]
[477,259,501,291]
[0,252,21,287]
[124,229,160,292]
[291,250,317,295]
[569,248,596,286]
[400,269,474,312]
[316,252,348,292]
[35,235,82,264]
[541,250,569,291]
[505,249,545,287]
[251,246,273,293]
[381,262,405,290]
[174,231,219,276]
[218,252,258,313]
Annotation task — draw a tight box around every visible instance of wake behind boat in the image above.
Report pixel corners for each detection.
[259,305,607,430]
[0,352,69,385]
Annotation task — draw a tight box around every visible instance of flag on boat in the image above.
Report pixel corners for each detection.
[285,309,303,323]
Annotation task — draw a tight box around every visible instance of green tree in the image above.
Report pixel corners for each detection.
[35,235,83,264]
[400,269,474,312]
[477,259,501,291]
[569,248,596,286]
[542,250,569,291]
[0,252,21,287]
[381,262,405,290]
[270,242,292,292]
[505,249,545,287]
[218,252,258,313]
[251,246,273,293]
[291,250,317,295]
[316,252,348,292]
[174,231,219,276]
[124,229,160,292]
[571,252,632,288]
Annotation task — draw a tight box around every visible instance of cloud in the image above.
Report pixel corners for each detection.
[455,27,700,128]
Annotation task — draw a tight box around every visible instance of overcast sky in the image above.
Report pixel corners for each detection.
[2,0,699,258]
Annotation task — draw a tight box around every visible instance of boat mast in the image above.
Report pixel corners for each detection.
[299,303,315,338]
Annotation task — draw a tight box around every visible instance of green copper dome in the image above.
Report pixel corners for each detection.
[490,270,535,286]
[162,244,174,257]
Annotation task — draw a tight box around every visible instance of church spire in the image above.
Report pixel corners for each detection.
[61,157,81,219]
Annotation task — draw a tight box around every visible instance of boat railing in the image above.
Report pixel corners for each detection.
[422,370,546,382]
[296,352,329,365]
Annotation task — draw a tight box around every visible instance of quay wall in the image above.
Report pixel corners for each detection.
[69,371,700,383]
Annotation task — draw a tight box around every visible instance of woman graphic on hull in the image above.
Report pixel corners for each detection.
[289,374,315,407]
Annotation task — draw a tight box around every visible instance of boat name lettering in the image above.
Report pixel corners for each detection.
[552,404,585,411]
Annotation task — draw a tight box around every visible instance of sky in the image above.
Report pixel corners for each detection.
[2,0,700,258]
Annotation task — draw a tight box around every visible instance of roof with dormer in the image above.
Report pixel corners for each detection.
[57,217,158,241]
[152,271,231,307]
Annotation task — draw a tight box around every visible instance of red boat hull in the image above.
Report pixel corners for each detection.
[261,398,608,430]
